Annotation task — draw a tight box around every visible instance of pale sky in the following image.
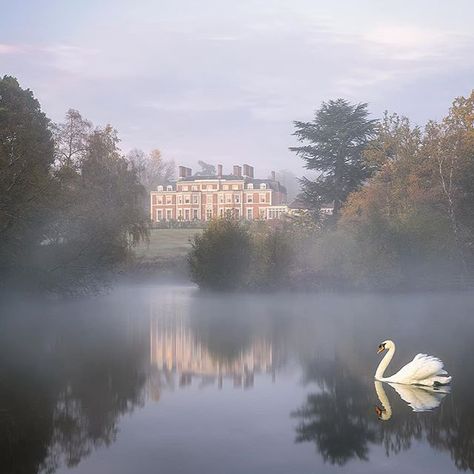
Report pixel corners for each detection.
[1,0,474,176]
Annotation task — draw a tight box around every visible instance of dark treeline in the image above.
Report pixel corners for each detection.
[190,94,474,291]
[0,76,153,293]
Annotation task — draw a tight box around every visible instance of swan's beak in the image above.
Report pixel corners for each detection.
[377,346,384,354]
[375,406,385,418]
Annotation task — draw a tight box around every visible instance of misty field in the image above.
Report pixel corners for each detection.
[133,228,202,260]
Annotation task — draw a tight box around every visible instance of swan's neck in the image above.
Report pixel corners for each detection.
[374,381,392,420]
[375,343,395,380]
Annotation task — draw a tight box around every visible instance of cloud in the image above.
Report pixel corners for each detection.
[0,43,23,54]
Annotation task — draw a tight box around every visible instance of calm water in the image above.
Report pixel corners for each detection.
[1,285,474,474]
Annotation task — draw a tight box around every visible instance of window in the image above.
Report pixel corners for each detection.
[166,196,172,205]
[157,196,162,204]
[185,209,190,220]
[247,183,253,190]
[157,185,163,191]
[167,185,172,191]
[183,186,188,191]
[178,209,183,220]
[260,193,266,203]
[259,208,266,219]
[166,209,172,220]
[219,195,224,203]
[232,185,238,190]
[185,196,190,204]
[193,209,198,220]
[193,195,199,204]
[223,185,229,190]
[260,183,267,189]
[247,194,253,203]
[192,185,198,191]
[235,195,240,204]
[156,210,163,221]
[226,194,232,203]
[247,208,253,220]
[206,209,212,220]
[202,184,207,190]
[178,196,183,204]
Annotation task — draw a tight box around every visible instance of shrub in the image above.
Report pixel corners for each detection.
[188,218,251,290]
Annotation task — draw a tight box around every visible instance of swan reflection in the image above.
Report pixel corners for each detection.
[375,381,450,420]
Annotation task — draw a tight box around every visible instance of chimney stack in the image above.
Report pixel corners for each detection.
[185,167,192,177]
[217,164,223,178]
[243,164,254,178]
[233,165,242,177]
[178,165,186,179]
[271,170,276,181]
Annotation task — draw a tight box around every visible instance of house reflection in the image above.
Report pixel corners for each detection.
[148,316,273,400]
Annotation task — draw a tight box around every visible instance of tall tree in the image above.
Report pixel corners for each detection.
[290,99,377,217]
[52,108,92,169]
[0,76,55,284]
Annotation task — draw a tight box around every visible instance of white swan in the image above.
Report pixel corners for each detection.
[375,340,451,386]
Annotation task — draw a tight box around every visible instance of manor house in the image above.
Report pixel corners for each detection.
[150,164,288,222]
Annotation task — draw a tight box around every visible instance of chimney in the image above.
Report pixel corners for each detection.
[217,164,223,178]
[185,167,192,177]
[178,165,186,179]
[271,171,276,181]
[243,164,254,178]
[233,165,242,177]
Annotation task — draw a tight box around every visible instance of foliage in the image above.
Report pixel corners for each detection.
[188,218,252,290]
[0,76,56,286]
[290,99,377,216]
[195,160,216,176]
[188,218,298,291]
[0,77,148,293]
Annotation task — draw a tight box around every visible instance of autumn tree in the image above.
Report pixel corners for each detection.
[127,148,175,192]
[290,99,377,217]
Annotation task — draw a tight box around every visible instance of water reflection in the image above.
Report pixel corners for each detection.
[375,381,450,418]
[1,289,474,474]
[149,314,273,398]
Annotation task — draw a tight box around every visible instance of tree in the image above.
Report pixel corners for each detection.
[188,218,251,290]
[290,99,377,217]
[127,148,175,191]
[195,160,216,176]
[52,108,92,169]
[0,76,56,286]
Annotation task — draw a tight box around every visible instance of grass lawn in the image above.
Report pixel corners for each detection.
[133,228,202,260]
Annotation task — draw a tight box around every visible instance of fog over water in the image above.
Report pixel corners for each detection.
[1,284,473,474]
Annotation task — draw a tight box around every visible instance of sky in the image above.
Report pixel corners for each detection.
[1,0,474,177]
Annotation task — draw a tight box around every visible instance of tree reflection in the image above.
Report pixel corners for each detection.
[293,347,474,472]
[0,305,148,474]
[292,358,376,465]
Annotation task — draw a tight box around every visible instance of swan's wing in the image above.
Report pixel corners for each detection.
[388,383,448,412]
[393,353,446,382]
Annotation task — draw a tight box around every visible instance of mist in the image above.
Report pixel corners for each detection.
[2,2,474,473]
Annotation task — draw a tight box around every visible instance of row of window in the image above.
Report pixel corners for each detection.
[155,207,277,221]
[157,182,268,192]
[155,193,269,205]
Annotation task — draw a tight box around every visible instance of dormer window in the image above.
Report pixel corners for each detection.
[167,185,173,191]
[260,183,267,190]
[247,183,254,190]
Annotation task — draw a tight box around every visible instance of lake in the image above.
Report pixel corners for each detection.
[1,285,473,474]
